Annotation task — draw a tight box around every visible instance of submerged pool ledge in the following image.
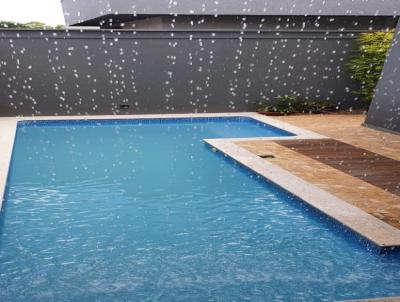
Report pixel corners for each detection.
[204,138,400,249]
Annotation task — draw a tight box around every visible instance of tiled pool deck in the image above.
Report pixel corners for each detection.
[232,113,400,246]
[206,114,400,248]
[238,139,400,229]
[270,114,400,229]
[274,114,400,161]
[1,113,400,250]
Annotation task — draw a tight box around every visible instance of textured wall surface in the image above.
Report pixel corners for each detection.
[61,0,400,25]
[365,23,400,133]
[0,29,361,116]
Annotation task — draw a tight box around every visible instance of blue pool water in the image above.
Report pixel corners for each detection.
[1,117,400,301]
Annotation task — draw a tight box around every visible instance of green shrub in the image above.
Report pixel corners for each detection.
[255,96,334,114]
[301,100,333,113]
[275,96,303,114]
[346,31,394,105]
[254,100,276,113]
[0,21,63,29]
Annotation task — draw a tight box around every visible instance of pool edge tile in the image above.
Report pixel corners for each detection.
[13,112,325,139]
[204,138,400,248]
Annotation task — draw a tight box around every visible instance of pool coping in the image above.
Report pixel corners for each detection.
[1,112,400,249]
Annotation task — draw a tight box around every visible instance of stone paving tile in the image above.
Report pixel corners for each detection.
[275,139,400,196]
[274,114,400,160]
[237,114,400,230]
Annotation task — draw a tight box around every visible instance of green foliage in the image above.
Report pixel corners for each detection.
[0,21,63,29]
[255,96,334,115]
[254,100,277,113]
[275,95,303,114]
[301,100,333,113]
[346,31,394,105]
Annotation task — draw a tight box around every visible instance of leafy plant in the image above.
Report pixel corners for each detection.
[275,95,303,114]
[301,100,334,113]
[254,100,277,113]
[254,96,303,114]
[346,31,394,105]
[255,96,334,114]
[0,21,64,29]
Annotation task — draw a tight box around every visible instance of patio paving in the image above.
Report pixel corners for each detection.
[237,114,400,230]
[275,114,400,161]
[276,139,400,196]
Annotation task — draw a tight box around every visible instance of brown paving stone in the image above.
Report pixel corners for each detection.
[276,139,400,196]
[237,114,400,230]
[274,114,400,161]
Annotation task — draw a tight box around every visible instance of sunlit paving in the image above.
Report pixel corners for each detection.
[0,1,400,301]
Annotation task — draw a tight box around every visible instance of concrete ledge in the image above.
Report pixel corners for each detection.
[0,118,17,209]
[204,138,400,248]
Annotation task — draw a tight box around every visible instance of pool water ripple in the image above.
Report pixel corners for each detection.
[0,118,400,301]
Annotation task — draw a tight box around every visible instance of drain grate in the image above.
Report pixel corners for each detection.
[259,154,275,159]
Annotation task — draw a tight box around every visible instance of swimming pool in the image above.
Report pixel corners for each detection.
[1,116,400,301]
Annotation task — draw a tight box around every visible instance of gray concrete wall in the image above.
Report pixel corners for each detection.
[365,23,400,133]
[0,28,361,116]
[62,0,400,26]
